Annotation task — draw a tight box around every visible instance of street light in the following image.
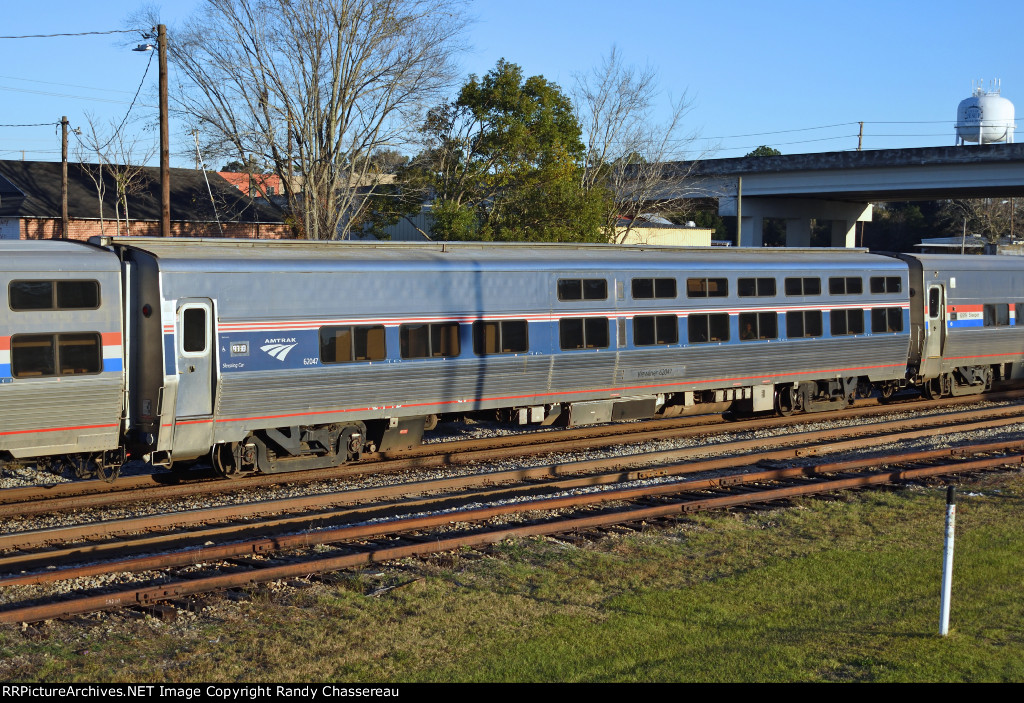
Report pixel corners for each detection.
[134,24,170,237]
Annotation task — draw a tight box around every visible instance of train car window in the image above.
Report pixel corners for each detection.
[739,312,777,341]
[11,332,101,378]
[784,277,821,296]
[1016,303,1024,326]
[870,276,902,294]
[559,317,609,350]
[181,308,207,353]
[928,288,941,318]
[871,307,904,333]
[557,278,607,301]
[320,325,387,363]
[632,278,677,299]
[57,334,103,374]
[786,310,823,338]
[56,281,100,309]
[686,278,728,298]
[400,322,460,359]
[983,304,1010,327]
[10,335,55,377]
[473,320,529,355]
[687,313,730,343]
[9,280,100,311]
[830,308,865,336]
[737,277,776,297]
[634,315,679,346]
[829,277,863,295]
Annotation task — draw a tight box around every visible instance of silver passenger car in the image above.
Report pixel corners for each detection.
[899,253,1024,397]
[101,238,913,475]
[0,241,124,474]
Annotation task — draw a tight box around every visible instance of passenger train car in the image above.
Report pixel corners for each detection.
[1,237,1022,479]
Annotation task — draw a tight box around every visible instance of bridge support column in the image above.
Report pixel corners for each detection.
[830,219,858,247]
[738,215,764,247]
[785,218,811,247]
[720,197,872,248]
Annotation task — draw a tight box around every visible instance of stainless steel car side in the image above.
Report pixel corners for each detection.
[899,253,1024,397]
[110,238,917,475]
[0,240,125,476]
[3,237,1024,479]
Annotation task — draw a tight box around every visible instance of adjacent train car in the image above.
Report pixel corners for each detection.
[899,253,1024,397]
[0,240,125,476]
[101,237,913,475]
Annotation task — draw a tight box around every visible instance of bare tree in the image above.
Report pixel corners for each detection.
[74,113,156,236]
[573,46,705,243]
[108,135,156,236]
[74,118,109,236]
[152,0,469,240]
[941,198,1019,244]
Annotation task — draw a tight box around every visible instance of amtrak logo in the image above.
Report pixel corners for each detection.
[261,338,298,361]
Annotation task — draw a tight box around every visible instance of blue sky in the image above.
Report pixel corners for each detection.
[2,0,1022,167]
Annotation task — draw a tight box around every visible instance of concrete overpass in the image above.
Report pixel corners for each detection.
[665,143,1024,247]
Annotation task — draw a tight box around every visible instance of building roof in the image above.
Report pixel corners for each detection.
[914,235,985,250]
[219,171,284,196]
[0,160,285,224]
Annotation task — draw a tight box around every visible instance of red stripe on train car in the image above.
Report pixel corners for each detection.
[0,423,120,437]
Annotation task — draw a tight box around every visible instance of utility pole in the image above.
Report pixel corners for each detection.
[858,122,864,151]
[158,24,170,238]
[60,116,69,240]
[735,176,743,248]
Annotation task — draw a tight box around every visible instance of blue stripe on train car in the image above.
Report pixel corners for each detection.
[163,334,176,375]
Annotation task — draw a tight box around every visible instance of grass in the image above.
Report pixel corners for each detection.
[2,472,1024,682]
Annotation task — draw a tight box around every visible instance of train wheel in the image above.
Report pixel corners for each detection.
[68,454,97,480]
[95,459,121,483]
[211,443,240,477]
[775,385,796,416]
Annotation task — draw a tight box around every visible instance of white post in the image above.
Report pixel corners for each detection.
[939,486,957,636]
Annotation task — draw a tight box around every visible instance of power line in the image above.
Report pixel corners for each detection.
[75,48,156,152]
[0,73,138,96]
[0,83,136,106]
[701,122,859,140]
[703,120,957,143]
[0,29,143,39]
[0,121,60,128]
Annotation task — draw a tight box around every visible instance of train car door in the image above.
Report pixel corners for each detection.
[176,299,214,418]
[922,284,946,373]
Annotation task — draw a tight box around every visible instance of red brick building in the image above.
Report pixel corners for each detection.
[0,160,292,241]
[218,171,285,199]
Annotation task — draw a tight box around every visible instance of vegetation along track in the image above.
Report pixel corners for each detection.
[2,396,1024,624]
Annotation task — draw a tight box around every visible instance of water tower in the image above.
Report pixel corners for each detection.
[956,80,1016,145]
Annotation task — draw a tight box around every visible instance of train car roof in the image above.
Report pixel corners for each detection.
[94,237,905,273]
[900,252,1024,273]
[0,239,120,272]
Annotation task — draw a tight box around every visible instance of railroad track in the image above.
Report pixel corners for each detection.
[3,389,1023,518]
[2,398,1024,624]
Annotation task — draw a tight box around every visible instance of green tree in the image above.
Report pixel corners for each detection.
[745,145,782,157]
[221,155,269,173]
[398,59,607,241]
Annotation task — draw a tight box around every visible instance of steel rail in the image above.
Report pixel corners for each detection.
[2,406,1023,552]
[4,397,1024,525]
[3,390,1021,511]
[7,436,1024,584]
[1,450,1021,625]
